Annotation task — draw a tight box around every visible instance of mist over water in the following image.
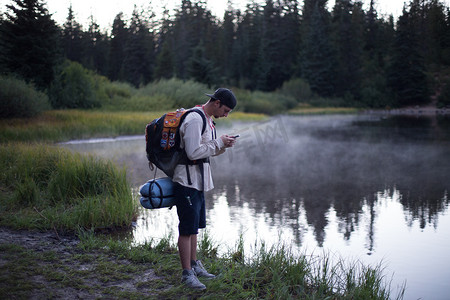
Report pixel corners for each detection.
[61,114,450,300]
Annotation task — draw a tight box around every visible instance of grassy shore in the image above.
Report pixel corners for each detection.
[288,107,360,115]
[0,143,136,232]
[0,109,404,299]
[0,109,267,143]
[0,227,404,299]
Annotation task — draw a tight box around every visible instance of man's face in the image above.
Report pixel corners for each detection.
[213,101,232,118]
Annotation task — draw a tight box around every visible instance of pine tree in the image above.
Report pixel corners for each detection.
[171,0,219,80]
[220,0,236,80]
[82,15,109,75]
[331,0,363,98]
[256,0,301,91]
[301,2,336,96]
[187,41,216,86]
[154,40,174,79]
[387,5,429,106]
[231,2,263,89]
[359,0,392,108]
[123,6,155,87]
[422,0,448,65]
[0,0,61,90]
[62,5,83,63]
[108,13,128,81]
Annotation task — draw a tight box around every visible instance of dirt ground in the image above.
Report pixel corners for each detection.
[0,227,168,299]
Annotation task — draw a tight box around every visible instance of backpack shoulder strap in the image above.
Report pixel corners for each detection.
[182,108,207,135]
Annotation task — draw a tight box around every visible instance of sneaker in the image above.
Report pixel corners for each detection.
[192,260,216,279]
[181,269,206,290]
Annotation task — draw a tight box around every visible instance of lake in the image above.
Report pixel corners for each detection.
[61,113,450,300]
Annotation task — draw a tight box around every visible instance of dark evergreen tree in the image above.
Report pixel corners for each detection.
[0,0,61,90]
[257,0,301,91]
[187,41,216,86]
[443,6,450,65]
[331,0,364,98]
[422,0,449,65]
[154,8,175,79]
[301,2,336,96]
[171,0,219,80]
[154,40,174,79]
[108,13,128,81]
[82,15,109,75]
[123,6,155,87]
[220,1,237,81]
[387,5,429,106]
[61,5,83,63]
[231,2,263,89]
[359,0,393,108]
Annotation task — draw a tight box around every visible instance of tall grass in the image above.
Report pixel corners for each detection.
[75,231,405,299]
[0,143,137,231]
[0,110,159,143]
[0,109,266,143]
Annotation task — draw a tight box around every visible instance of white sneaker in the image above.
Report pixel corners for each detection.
[192,260,216,279]
[181,269,206,290]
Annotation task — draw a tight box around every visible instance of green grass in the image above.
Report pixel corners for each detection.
[0,143,137,232]
[288,106,360,115]
[0,110,159,143]
[0,109,267,143]
[69,231,405,299]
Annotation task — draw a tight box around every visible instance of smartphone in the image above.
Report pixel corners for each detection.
[231,134,240,139]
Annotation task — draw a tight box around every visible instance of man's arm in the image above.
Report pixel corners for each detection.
[182,114,226,161]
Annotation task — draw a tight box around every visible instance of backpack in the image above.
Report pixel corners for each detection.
[145,108,207,179]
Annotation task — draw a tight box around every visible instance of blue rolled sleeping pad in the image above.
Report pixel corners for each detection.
[139,177,176,209]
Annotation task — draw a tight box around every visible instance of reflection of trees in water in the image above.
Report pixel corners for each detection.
[211,115,450,251]
[399,188,449,229]
[212,169,448,252]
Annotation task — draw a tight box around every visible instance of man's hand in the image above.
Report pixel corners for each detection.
[220,135,237,148]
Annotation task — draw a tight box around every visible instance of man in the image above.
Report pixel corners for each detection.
[172,88,237,290]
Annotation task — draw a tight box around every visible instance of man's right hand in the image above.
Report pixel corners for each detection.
[220,135,236,148]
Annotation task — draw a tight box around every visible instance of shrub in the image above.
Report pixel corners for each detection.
[278,78,314,102]
[49,61,100,109]
[0,75,50,118]
[239,91,285,115]
[437,80,450,108]
[104,81,134,100]
[138,78,210,109]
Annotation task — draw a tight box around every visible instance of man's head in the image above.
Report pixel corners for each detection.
[206,88,237,110]
[205,88,237,118]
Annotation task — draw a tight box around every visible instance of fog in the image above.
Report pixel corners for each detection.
[61,113,450,300]
[211,115,449,240]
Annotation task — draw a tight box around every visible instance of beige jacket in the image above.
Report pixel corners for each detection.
[172,107,226,191]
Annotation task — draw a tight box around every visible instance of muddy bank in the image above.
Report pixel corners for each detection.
[0,227,167,299]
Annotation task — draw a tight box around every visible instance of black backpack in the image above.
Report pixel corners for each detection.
[145,108,207,179]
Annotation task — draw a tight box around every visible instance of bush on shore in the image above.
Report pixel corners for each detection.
[49,61,101,109]
[0,75,51,118]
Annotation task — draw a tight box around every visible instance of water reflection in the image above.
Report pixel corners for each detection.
[61,114,450,300]
[211,115,449,247]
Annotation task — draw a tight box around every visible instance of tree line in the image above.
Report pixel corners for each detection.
[1,0,450,109]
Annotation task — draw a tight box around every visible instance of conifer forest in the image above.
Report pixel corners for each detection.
[1,0,450,109]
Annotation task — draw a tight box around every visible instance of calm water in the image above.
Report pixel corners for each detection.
[62,114,450,300]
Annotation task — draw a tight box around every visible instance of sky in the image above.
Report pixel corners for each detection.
[1,0,449,31]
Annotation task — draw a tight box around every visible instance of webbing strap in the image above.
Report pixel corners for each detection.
[184,162,207,189]
[186,164,192,185]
